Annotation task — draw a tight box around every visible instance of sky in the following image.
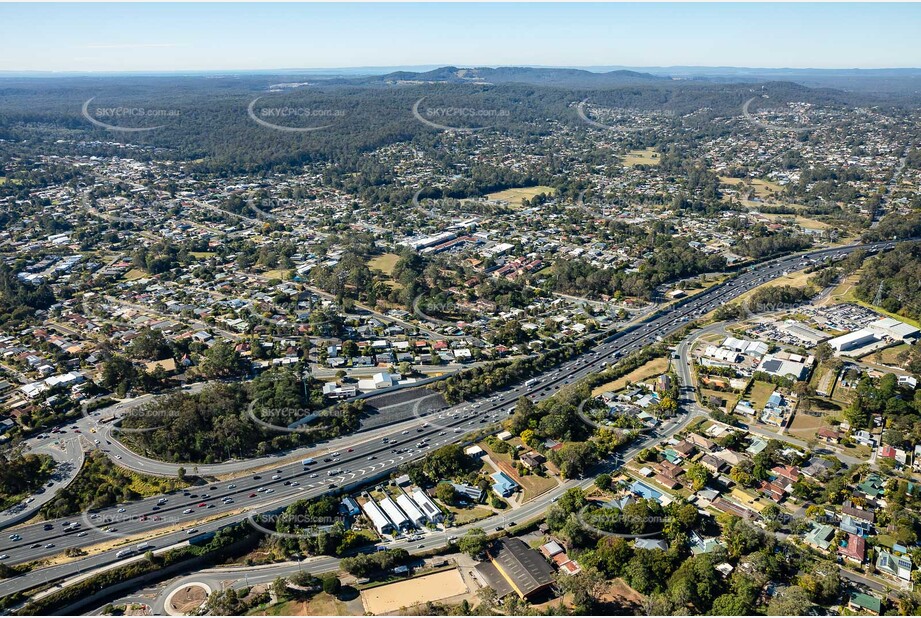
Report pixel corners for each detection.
[1,2,920,73]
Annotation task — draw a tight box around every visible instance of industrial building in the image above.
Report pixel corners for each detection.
[827,329,880,353]
[395,494,427,527]
[361,499,394,535]
[756,353,812,380]
[411,488,443,523]
[868,317,920,342]
[479,537,556,601]
[379,496,410,530]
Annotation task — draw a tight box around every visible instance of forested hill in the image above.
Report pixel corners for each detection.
[0,71,900,174]
[358,65,667,88]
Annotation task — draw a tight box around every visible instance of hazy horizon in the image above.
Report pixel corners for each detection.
[1,3,920,73]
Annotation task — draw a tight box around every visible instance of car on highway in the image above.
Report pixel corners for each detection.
[186,529,199,535]
[227,484,236,489]
[249,493,257,498]
[183,508,193,514]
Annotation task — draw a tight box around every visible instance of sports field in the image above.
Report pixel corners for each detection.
[622,148,660,167]
[360,569,468,614]
[486,186,555,207]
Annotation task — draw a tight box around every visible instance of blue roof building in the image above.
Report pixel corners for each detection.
[491,471,519,497]
[631,481,662,502]
[340,496,361,517]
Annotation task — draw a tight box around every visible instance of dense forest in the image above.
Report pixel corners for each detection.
[0,263,56,326]
[550,230,727,300]
[0,453,54,510]
[118,369,363,463]
[39,451,184,518]
[855,242,921,321]
[0,72,885,176]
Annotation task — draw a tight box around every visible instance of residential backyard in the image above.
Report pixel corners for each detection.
[478,441,559,502]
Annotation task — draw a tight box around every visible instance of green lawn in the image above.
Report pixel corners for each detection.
[449,505,494,525]
[748,380,776,411]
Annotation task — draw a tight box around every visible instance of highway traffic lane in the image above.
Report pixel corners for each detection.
[0,240,898,594]
[1,379,702,601]
[95,242,891,477]
[3,373,576,567]
[142,408,706,612]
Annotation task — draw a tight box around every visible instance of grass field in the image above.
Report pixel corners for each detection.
[368,252,401,276]
[189,251,216,259]
[758,213,830,230]
[622,148,660,167]
[252,593,350,616]
[122,268,147,281]
[865,343,910,367]
[719,177,785,200]
[748,380,776,411]
[448,504,494,525]
[591,357,669,396]
[262,269,290,281]
[486,185,555,207]
[787,411,828,440]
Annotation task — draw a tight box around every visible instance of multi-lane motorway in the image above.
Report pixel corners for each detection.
[0,240,901,601]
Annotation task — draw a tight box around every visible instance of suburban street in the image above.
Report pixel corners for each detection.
[0,240,904,602]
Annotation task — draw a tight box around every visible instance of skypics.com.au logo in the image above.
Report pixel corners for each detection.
[82,97,179,132]
[412,97,510,133]
[247,97,345,133]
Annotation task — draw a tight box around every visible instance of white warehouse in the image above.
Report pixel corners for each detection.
[361,499,394,536]
[379,496,410,530]
[396,494,427,527]
[411,489,443,524]
[827,329,879,353]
